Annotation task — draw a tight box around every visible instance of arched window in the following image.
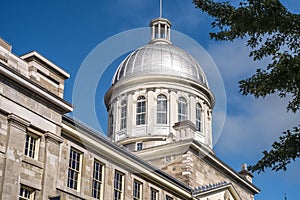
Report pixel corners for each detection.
[120,100,127,130]
[157,94,167,124]
[136,96,146,125]
[196,103,202,131]
[178,97,187,122]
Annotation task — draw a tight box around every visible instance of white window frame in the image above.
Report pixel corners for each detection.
[19,185,35,200]
[178,97,187,122]
[136,142,143,151]
[157,94,167,124]
[24,132,40,160]
[196,103,202,132]
[120,101,127,130]
[133,179,143,200]
[136,96,146,125]
[150,187,159,200]
[165,195,173,200]
[113,170,124,200]
[67,148,82,191]
[92,159,104,199]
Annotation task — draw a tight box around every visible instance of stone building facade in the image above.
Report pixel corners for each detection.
[0,16,260,200]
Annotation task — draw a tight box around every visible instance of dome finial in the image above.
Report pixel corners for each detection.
[160,0,163,18]
[149,1,172,45]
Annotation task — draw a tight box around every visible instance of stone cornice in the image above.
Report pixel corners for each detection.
[45,131,64,144]
[0,62,72,113]
[7,113,30,131]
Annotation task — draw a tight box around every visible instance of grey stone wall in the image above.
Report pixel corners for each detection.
[56,138,185,200]
[148,150,255,200]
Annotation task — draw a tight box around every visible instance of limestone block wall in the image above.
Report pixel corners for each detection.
[56,137,186,200]
[148,151,255,200]
[0,45,29,78]
[0,74,62,134]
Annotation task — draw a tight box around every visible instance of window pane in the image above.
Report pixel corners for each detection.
[19,185,34,200]
[157,94,167,124]
[150,188,159,200]
[166,195,173,200]
[120,101,127,130]
[196,103,202,131]
[92,160,103,199]
[137,143,143,151]
[24,133,38,159]
[178,97,187,122]
[136,96,146,125]
[68,148,81,190]
[133,180,142,200]
[114,171,124,200]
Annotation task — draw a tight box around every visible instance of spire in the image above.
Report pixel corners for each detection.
[149,0,172,44]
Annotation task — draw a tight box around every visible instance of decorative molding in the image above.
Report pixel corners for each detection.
[173,120,197,132]
[7,113,30,131]
[22,156,44,169]
[0,63,72,112]
[45,131,64,144]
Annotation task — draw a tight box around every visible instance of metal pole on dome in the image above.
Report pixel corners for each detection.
[160,0,162,18]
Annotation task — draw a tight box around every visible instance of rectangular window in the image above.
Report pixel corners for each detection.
[150,188,159,200]
[157,94,167,124]
[24,132,39,159]
[166,195,173,200]
[67,148,82,190]
[136,96,146,125]
[19,185,34,200]
[196,103,202,132]
[136,142,143,151]
[120,103,127,130]
[178,97,187,122]
[92,160,104,199]
[133,180,142,200]
[114,171,124,200]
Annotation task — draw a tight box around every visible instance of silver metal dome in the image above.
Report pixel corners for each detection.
[112,42,208,87]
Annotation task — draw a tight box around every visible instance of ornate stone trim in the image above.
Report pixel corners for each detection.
[7,113,30,131]
[45,131,64,144]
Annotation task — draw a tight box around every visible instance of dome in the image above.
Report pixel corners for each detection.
[112,42,208,87]
[105,18,215,149]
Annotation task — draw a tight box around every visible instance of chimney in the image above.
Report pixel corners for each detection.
[0,37,12,52]
[239,163,253,183]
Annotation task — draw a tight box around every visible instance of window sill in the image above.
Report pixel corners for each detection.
[22,156,43,169]
[56,187,85,200]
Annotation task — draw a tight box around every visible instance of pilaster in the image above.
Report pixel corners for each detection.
[1,113,30,200]
[41,131,63,199]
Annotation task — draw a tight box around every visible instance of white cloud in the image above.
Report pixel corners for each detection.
[207,39,300,158]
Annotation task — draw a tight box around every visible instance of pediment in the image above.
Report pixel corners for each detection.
[194,182,241,200]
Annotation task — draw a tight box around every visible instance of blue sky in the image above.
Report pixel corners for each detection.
[1,0,299,199]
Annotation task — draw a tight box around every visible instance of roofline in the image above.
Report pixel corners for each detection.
[193,183,242,200]
[62,115,192,197]
[61,115,260,197]
[0,62,73,112]
[20,51,70,79]
[135,139,260,194]
[191,140,261,194]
